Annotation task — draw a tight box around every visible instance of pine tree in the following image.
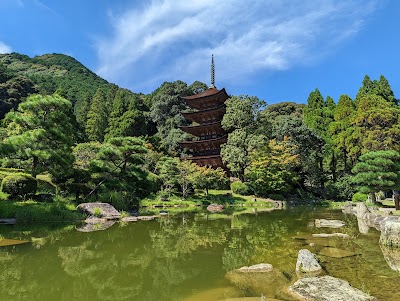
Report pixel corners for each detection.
[352,150,400,206]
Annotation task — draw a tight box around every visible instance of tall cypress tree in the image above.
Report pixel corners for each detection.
[85,88,108,142]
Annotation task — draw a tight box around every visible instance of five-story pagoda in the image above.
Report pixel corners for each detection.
[179,55,228,168]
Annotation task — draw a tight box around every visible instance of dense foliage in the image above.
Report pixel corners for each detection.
[0,52,399,210]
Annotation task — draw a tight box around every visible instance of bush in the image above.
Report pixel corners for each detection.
[146,172,161,194]
[352,192,368,202]
[231,181,252,195]
[1,173,37,197]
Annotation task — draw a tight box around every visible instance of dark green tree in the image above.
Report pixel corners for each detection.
[221,95,267,181]
[85,88,108,142]
[352,150,400,206]
[0,94,75,180]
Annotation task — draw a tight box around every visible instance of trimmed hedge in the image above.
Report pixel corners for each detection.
[231,181,252,196]
[1,173,37,197]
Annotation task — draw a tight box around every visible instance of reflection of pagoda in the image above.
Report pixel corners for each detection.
[179,55,228,168]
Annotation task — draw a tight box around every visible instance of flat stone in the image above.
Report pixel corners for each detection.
[318,247,360,258]
[312,233,349,238]
[77,202,121,219]
[296,249,322,273]
[85,216,107,224]
[0,218,16,225]
[288,276,377,301]
[315,219,345,228]
[226,264,289,296]
[0,239,29,247]
[238,263,273,272]
[137,215,157,221]
[121,216,138,222]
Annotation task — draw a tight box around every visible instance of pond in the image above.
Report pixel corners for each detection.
[1,207,399,301]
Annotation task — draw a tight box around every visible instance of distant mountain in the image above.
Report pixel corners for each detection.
[0,52,116,105]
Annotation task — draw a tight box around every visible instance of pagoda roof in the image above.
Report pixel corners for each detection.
[181,88,228,100]
[181,88,229,111]
[182,155,224,168]
[179,135,227,151]
[179,121,225,137]
[181,104,225,124]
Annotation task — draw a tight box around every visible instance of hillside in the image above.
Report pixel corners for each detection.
[0,52,116,105]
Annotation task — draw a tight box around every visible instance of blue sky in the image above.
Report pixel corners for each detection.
[0,0,399,105]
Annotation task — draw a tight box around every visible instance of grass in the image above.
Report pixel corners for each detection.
[140,189,277,209]
[0,199,85,223]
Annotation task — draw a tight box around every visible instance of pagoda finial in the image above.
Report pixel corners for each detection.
[210,54,216,88]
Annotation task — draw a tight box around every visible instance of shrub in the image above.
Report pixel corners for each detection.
[352,192,368,202]
[231,181,252,195]
[1,173,37,197]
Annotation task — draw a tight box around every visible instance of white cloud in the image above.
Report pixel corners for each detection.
[95,0,378,92]
[0,42,12,54]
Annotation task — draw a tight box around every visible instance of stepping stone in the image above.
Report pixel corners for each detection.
[319,247,360,258]
[315,219,345,228]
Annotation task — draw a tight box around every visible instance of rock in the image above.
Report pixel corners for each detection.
[0,218,16,225]
[226,263,289,297]
[380,244,400,272]
[237,263,273,272]
[318,247,360,258]
[378,208,395,216]
[84,216,108,224]
[0,239,29,247]
[121,216,138,222]
[159,210,168,216]
[137,215,157,221]
[76,220,115,232]
[288,275,377,301]
[296,249,322,274]
[312,233,349,238]
[356,202,369,219]
[357,218,370,234]
[77,202,121,220]
[315,219,345,228]
[380,219,400,247]
[207,204,225,213]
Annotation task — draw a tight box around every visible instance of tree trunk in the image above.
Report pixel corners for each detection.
[393,190,400,210]
[331,152,337,182]
[205,186,209,196]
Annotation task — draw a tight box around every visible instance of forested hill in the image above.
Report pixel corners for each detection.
[0,52,116,114]
[0,52,209,152]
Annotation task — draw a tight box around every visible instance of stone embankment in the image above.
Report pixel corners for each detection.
[343,202,400,247]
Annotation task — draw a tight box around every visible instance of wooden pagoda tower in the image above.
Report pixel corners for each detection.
[179,55,228,168]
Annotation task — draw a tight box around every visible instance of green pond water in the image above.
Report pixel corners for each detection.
[1,207,400,301]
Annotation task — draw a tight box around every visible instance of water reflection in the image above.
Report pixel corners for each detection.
[1,208,400,301]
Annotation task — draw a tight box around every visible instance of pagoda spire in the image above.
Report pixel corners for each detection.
[210,54,216,88]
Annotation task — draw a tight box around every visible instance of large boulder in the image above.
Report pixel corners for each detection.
[288,276,376,301]
[225,263,289,297]
[296,249,322,274]
[379,220,400,247]
[380,244,400,272]
[77,202,121,220]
